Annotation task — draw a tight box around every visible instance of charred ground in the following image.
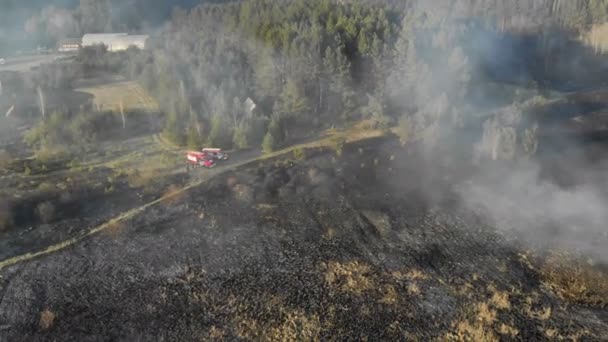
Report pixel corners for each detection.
[0,137,606,341]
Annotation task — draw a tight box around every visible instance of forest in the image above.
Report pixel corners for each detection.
[126,0,608,152]
[14,0,608,155]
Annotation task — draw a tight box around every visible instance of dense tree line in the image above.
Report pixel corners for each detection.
[17,0,608,155]
[129,0,400,149]
[65,0,607,152]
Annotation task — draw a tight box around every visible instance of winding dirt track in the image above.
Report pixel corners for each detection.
[0,129,385,271]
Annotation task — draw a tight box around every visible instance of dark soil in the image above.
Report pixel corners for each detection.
[0,137,606,341]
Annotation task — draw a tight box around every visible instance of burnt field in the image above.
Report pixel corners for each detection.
[0,137,606,341]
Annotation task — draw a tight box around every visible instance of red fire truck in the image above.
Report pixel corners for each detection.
[186,151,216,170]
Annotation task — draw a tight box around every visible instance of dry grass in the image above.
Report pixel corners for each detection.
[446,284,517,341]
[544,328,558,339]
[448,320,499,342]
[78,80,158,112]
[0,149,11,168]
[446,301,501,341]
[476,302,497,326]
[103,221,125,239]
[324,261,374,295]
[407,283,421,296]
[406,269,429,281]
[391,268,429,281]
[323,226,337,240]
[488,285,511,310]
[527,306,552,321]
[39,309,56,330]
[256,203,277,210]
[498,323,519,337]
[207,326,226,340]
[540,252,608,308]
[235,316,261,340]
[379,285,399,305]
[581,23,608,54]
[265,311,321,342]
[361,210,391,235]
[124,168,158,188]
[161,184,186,206]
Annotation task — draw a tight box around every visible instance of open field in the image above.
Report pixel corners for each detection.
[1,79,608,340]
[76,79,159,112]
[0,135,606,341]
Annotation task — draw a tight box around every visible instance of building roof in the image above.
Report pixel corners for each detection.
[82,33,149,51]
[58,38,82,46]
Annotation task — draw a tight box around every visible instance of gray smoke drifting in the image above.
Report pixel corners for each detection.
[457,159,608,262]
[387,4,608,264]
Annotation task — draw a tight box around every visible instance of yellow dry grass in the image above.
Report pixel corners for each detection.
[581,23,608,54]
[540,252,608,308]
[379,285,399,305]
[407,283,421,296]
[323,226,337,240]
[488,285,511,310]
[448,320,499,342]
[446,283,518,341]
[39,309,56,330]
[0,149,11,168]
[406,269,429,281]
[235,316,260,340]
[103,221,125,239]
[498,323,519,337]
[324,261,374,295]
[207,326,226,340]
[391,268,429,281]
[78,81,158,112]
[265,311,321,342]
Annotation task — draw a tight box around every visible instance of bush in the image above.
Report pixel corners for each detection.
[262,131,276,154]
[292,147,306,161]
[38,182,55,192]
[329,136,346,156]
[35,147,68,164]
[36,201,56,224]
[233,123,249,149]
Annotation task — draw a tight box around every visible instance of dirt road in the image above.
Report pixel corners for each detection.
[0,54,62,73]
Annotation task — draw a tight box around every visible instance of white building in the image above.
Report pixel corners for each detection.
[57,38,82,52]
[82,33,149,52]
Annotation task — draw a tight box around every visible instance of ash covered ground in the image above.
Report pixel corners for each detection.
[0,137,607,341]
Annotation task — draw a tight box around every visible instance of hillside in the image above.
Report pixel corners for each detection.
[0,137,606,340]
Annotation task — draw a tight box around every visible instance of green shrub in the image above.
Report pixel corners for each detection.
[330,136,346,157]
[38,182,55,192]
[233,123,249,149]
[292,147,306,161]
[262,132,276,154]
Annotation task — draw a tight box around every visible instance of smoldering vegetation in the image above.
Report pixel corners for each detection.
[0,139,607,341]
[1,0,608,340]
